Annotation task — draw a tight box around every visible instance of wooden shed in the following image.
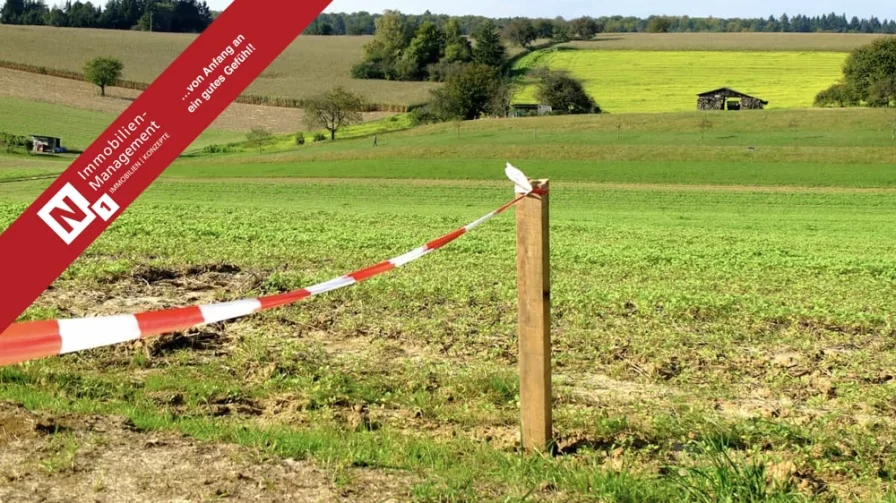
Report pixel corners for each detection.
[697,88,768,111]
[509,103,553,118]
[31,135,62,154]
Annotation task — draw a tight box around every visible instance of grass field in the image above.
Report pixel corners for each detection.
[0,94,408,154]
[512,48,848,112]
[166,108,896,186]
[0,68,397,135]
[2,108,896,501]
[0,96,245,152]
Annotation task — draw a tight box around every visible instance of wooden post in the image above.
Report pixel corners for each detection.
[515,179,552,452]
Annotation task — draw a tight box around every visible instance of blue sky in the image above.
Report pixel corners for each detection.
[205,0,895,20]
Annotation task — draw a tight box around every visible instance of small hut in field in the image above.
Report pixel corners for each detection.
[509,103,553,118]
[30,135,62,154]
[697,88,768,111]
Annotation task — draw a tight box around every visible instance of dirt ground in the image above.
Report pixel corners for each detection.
[0,401,412,503]
[0,68,395,134]
[11,261,893,501]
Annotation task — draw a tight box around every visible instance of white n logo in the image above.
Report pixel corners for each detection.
[37,184,119,245]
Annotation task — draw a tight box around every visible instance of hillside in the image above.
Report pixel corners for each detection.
[0,25,438,108]
[162,108,896,185]
[0,96,246,153]
[0,68,395,135]
[2,26,889,112]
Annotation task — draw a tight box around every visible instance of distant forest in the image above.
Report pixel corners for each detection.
[305,11,896,36]
[2,1,896,35]
[0,0,213,32]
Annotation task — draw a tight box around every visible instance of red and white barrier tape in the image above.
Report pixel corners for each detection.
[0,165,545,367]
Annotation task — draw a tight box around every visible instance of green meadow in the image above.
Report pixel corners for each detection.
[513,48,849,112]
[0,96,245,151]
[2,104,896,501]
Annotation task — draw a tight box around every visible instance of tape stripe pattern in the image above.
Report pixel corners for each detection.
[0,0,336,337]
[0,190,544,367]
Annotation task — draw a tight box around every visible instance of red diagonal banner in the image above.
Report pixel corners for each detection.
[0,0,333,335]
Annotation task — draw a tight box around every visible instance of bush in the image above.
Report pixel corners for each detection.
[867,77,896,108]
[534,69,600,114]
[246,127,273,152]
[351,59,386,80]
[202,144,234,154]
[408,106,442,126]
[0,131,32,152]
[295,132,305,145]
[814,83,861,107]
[313,132,327,142]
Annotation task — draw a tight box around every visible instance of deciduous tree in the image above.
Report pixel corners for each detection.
[442,18,472,63]
[504,19,537,48]
[399,21,445,80]
[430,63,508,120]
[352,9,412,80]
[551,22,571,43]
[569,16,599,39]
[648,16,672,33]
[304,87,366,140]
[844,37,896,98]
[83,56,123,97]
[534,18,554,38]
[246,127,272,153]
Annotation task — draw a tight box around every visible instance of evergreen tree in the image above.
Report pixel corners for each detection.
[472,20,506,69]
[1,0,25,23]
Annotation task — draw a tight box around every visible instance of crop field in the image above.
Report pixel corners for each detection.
[0,25,438,108]
[1,108,896,501]
[512,48,848,112]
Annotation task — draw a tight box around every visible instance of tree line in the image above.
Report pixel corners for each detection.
[346,10,599,123]
[291,65,599,143]
[352,13,505,82]
[0,0,214,32]
[4,3,896,35]
[304,11,896,36]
